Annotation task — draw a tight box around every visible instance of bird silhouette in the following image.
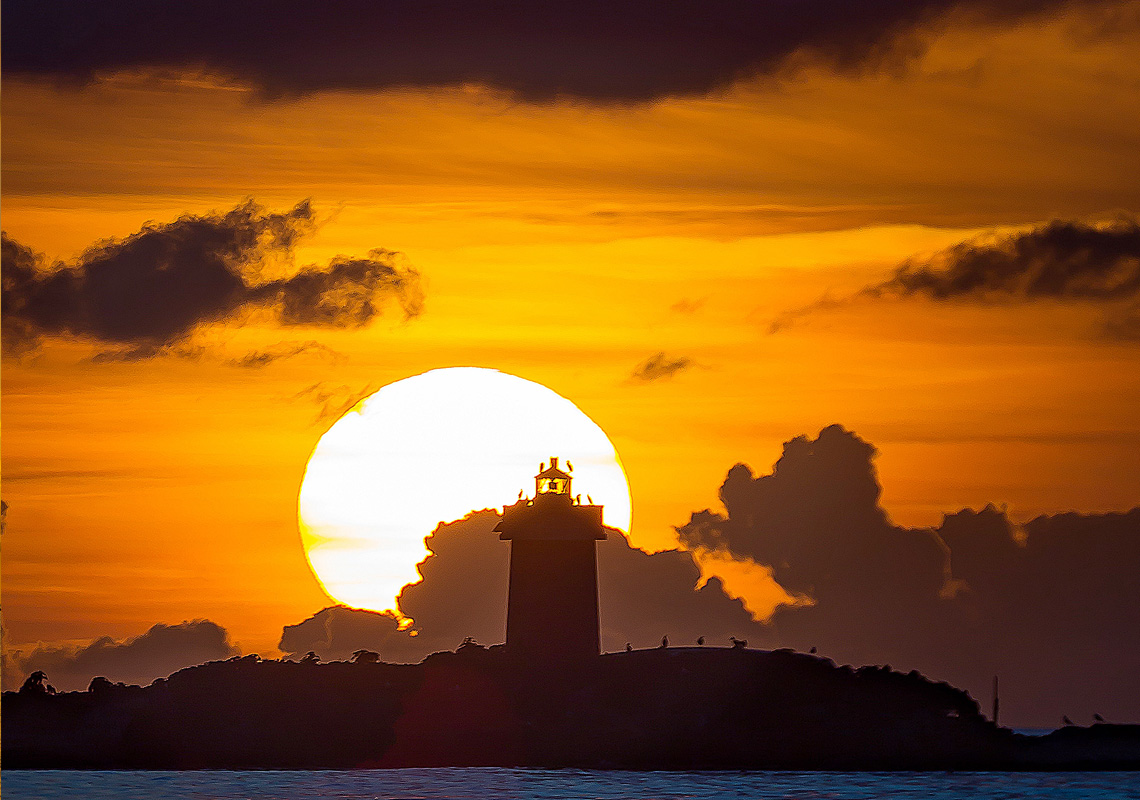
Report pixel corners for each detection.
[517,489,524,499]
[809,646,817,654]
[567,460,574,471]
[625,642,632,652]
[697,636,705,646]
[661,635,669,648]
[1093,713,1106,723]
[1062,715,1075,726]
[587,494,594,504]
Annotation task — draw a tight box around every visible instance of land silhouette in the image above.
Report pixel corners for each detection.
[5,455,1140,769]
[6,644,1139,769]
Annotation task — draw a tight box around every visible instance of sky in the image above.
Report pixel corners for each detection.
[2,1,1139,726]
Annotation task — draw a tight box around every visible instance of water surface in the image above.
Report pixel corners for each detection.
[6,768,1140,799]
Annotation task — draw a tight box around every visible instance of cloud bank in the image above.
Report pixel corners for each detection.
[279,607,411,664]
[281,510,773,663]
[3,1,1127,102]
[678,425,1140,726]
[3,620,238,692]
[1,200,422,355]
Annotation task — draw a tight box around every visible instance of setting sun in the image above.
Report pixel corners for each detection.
[297,367,631,612]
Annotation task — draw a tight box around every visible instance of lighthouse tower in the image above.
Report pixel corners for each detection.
[495,457,607,663]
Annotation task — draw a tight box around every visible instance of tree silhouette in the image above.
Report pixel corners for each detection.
[19,670,56,695]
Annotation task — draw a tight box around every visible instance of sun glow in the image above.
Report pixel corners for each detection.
[297,367,631,612]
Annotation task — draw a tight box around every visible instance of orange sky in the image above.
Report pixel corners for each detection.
[3,7,1139,657]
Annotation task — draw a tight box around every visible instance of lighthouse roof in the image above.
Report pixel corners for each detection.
[536,456,571,480]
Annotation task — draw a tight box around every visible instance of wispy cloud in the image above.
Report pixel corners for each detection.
[630,352,694,382]
[292,382,380,424]
[768,217,1140,339]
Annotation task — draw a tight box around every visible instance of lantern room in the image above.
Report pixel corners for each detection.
[535,456,572,496]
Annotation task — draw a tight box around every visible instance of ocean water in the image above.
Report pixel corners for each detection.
[4,769,1140,800]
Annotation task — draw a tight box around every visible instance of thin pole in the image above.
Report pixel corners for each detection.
[992,675,1000,726]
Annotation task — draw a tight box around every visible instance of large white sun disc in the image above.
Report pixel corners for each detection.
[298,367,631,612]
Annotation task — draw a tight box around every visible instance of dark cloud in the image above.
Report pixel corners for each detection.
[1,201,422,356]
[393,511,512,655]
[2,1,1125,103]
[595,523,775,652]
[2,620,238,692]
[630,352,694,382]
[283,510,771,664]
[678,425,949,609]
[873,217,1140,303]
[678,426,1140,726]
[769,217,1140,336]
[402,510,773,653]
[279,607,415,663]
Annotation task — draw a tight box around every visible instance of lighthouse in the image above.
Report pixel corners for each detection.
[495,457,607,663]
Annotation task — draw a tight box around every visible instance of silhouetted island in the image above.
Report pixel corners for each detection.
[5,644,1139,769]
[7,460,1137,769]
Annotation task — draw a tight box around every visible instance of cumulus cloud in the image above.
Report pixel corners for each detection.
[595,523,775,652]
[1,200,422,355]
[678,426,1140,726]
[282,509,772,664]
[2,1,1126,103]
[2,620,238,692]
[769,217,1140,337]
[279,607,414,663]
[678,425,948,607]
[630,352,694,382]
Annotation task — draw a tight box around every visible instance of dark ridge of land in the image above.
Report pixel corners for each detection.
[4,645,1138,770]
